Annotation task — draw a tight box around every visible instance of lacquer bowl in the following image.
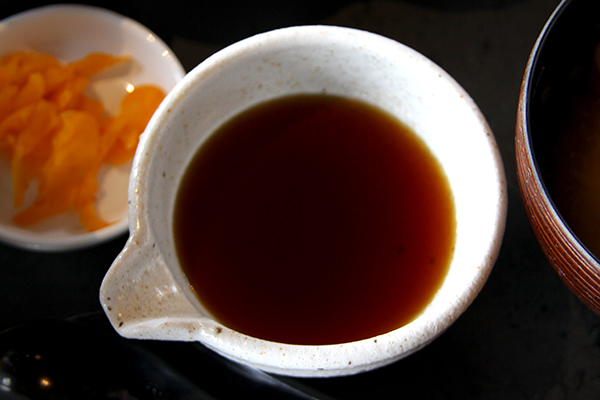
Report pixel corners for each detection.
[516,0,600,314]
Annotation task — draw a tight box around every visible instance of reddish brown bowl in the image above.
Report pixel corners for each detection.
[516,0,600,314]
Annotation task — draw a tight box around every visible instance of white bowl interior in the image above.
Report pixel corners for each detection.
[102,26,506,377]
[0,4,185,251]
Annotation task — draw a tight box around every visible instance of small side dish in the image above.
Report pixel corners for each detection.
[0,4,184,251]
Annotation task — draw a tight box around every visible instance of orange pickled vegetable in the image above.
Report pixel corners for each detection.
[103,85,165,165]
[0,51,166,231]
[10,100,61,208]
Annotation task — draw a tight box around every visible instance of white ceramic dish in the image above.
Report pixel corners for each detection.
[100,26,507,377]
[0,4,185,251]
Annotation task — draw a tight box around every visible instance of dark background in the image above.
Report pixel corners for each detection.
[3,0,600,399]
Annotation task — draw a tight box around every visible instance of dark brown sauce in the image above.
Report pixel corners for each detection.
[174,94,456,345]
[543,41,600,258]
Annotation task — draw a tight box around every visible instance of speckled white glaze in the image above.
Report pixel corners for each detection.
[100,25,507,377]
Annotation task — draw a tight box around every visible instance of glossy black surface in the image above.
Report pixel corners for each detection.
[0,314,327,399]
[3,0,600,399]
